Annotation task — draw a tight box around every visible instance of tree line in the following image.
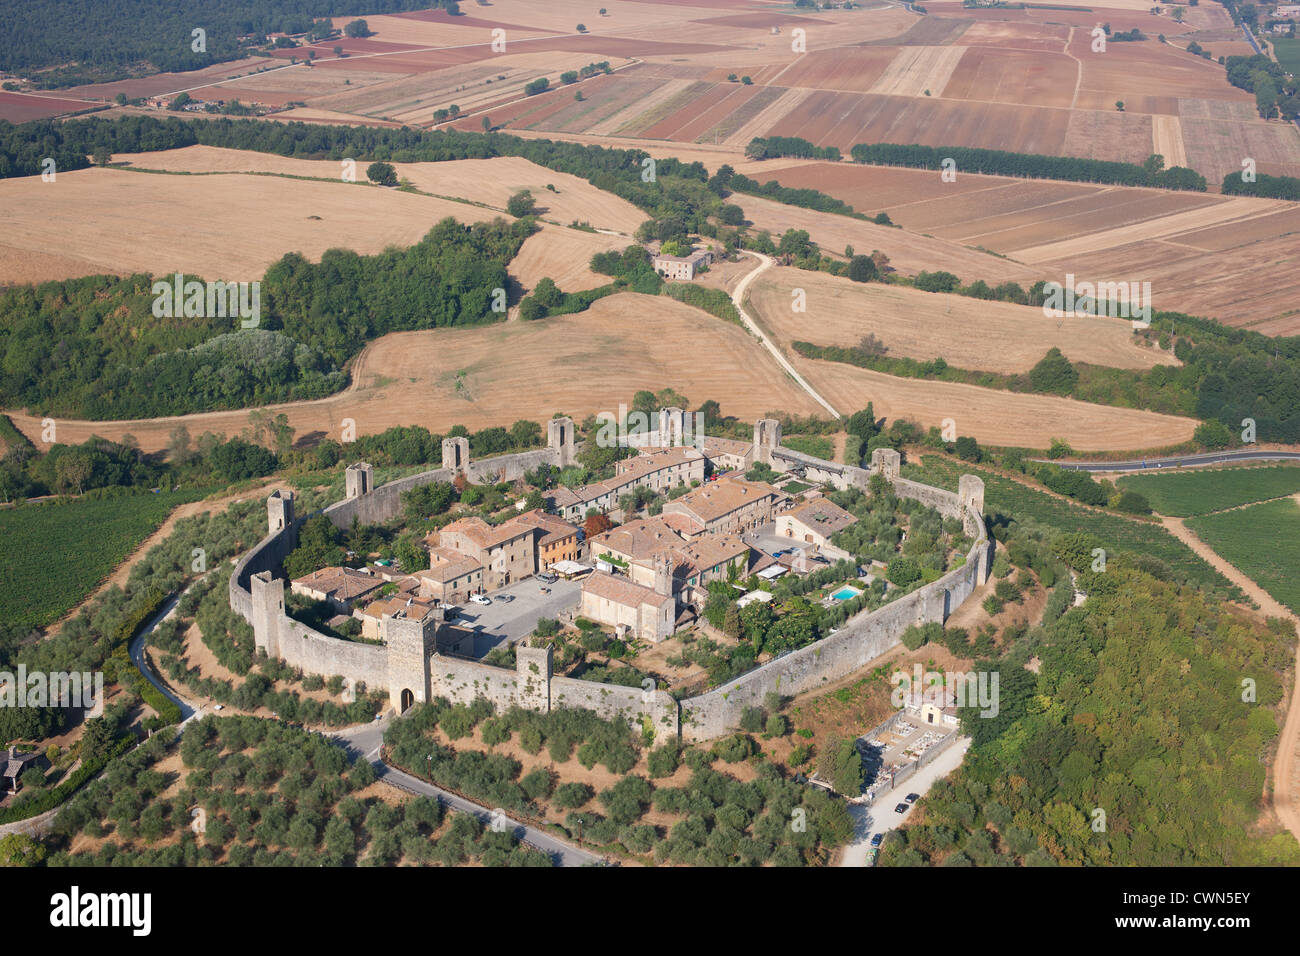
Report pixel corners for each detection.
[849,142,1208,191]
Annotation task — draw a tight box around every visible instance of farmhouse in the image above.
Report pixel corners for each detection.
[662,476,785,535]
[290,566,386,613]
[776,496,857,548]
[652,247,714,280]
[3,746,46,793]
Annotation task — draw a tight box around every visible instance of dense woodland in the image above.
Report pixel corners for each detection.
[0,1,456,87]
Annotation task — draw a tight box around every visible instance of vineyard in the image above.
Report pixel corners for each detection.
[1117,464,1300,517]
[1187,498,1300,615]
[0,490,199,629]
[904,455,1240,598]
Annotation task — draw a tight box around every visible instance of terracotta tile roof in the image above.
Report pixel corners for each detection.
[583,571,673,609]
[590,516,685,561]
[291,566,386,603]
[779,497,857,535]
[441,516,538,550]
[422,547,483,583]
[615,445,704,481]
[511,509,579,547]
[665,477,782,524]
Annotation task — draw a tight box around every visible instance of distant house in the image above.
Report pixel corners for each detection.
[2,747,46,794]
[652,247,714,280]
[291,566,386,613]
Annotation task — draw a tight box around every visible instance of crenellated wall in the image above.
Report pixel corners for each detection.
[228,418,990,740]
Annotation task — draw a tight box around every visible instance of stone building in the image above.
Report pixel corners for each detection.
[662,476,784,535]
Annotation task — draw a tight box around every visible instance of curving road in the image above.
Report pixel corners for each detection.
[1033,449,1300,473]
[730,251,842,420]
[329,719,602,868]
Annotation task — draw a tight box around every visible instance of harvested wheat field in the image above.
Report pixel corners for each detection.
[393,156,645,233]
[0,167,501,284]
[800,362,1199,451]
[735,193,1039,284]
[5,293,824,453]
[510,225,629,293]
[746,271,1175,373]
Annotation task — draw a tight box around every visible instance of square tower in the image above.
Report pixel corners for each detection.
[345,462,374,499]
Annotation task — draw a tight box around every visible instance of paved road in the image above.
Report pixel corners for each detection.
[452,576,582,655]
[839,737,971,867]
[128,584,204,726]
[1033,449,1300,473]
[329,718,602,868]
[731,251,842,420]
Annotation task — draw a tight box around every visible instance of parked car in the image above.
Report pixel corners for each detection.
[894,802,910,814]
[905,792,920,804]
[537,572,558,584]
[470,593,492,606]
[869,833,884,848]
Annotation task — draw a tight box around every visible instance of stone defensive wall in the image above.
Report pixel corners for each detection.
[228,417,990,743]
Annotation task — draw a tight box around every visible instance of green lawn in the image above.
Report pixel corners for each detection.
[902,455,1240,598]
[0,490,200,629]
[1116,464,1300,517]
[1274,38,1300,75]
[781,435,835,460]
[1187,498,1300,615]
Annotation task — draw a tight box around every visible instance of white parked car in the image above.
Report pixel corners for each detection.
[470,593,492,606]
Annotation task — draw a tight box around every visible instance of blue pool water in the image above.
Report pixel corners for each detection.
[831,586,862,602]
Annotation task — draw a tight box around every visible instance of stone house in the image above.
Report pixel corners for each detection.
[775,496,857,549]
[662,476,785,535]
[290,566,387,614]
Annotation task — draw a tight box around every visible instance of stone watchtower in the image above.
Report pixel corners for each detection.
[345,462,373,498]
[442,436,470,474]
[658,407,685,447]
[653,553,674,598]
[515,642,553,711]
[547,416,576,467]
[249,570,286,659]
[384,613,437,712]
[267,489,296,543]
[752,418,782,465]
[870,447,901,481]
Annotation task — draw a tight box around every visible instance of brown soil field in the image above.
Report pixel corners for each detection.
[746,270,1176,374]
[6,293,825,452]
[510,225,628,292]
[870,45,967,98]
[940,46,1077,108]
[0,91,97,122]
[772,47,899,93]
[798,361,1199,450]
[954,20,1071,52]
[1179,115,1300,180]
[0,167,500,285]
[734,193,1039,284]
[1070,29,1254,107]
[1062,109,1155,165]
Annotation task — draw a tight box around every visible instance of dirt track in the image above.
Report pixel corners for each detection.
[1160,513,1300,844]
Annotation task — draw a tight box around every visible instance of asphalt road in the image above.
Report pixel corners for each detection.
[1033,449,1300,473]
[452,576,582,656]
[839,737,972,867]
[329,718,602,868]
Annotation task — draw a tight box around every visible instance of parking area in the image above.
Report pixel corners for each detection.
[841,737,971,867]
[448,576,582,657]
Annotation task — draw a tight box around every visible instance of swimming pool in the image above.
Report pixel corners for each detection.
[831,586,863,602]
